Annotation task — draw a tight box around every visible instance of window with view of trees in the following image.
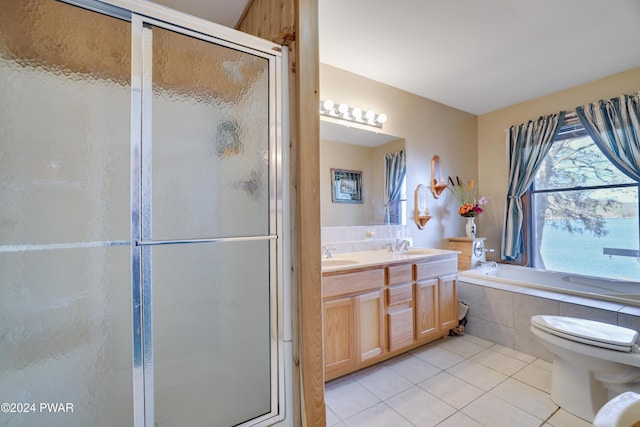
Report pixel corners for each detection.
[386,175,406,225]
[528,118,640,281]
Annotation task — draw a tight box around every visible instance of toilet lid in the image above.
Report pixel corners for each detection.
[531,315,639,352]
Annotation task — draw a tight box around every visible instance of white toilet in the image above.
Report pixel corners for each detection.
[594,392,640,427]
[530,315,640,423]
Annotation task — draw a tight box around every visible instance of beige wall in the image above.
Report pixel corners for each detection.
[478,67,640,261]
[320,63,478,248]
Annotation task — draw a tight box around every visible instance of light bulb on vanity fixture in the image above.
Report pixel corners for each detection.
[350,107,362,122]
[319,99,387,129]
[364,110,375,122]
[321,99,334,113]
[337,103,349,118]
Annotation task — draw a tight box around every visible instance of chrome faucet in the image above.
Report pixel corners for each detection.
[476,260,498,268]
[386,239,410,253]
[322,246,336,259]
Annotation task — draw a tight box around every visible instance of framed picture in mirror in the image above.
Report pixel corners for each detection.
[331,168,363,203]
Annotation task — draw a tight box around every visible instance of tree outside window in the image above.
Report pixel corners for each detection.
[529,122,640,281]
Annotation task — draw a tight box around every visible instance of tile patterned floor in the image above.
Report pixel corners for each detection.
[325,334,593,427]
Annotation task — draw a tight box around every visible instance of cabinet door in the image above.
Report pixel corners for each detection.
[323,297,356,376]
[439,274,459,331]
[388,307,414,351]
[415,279,439,340]
[356,290,385,361]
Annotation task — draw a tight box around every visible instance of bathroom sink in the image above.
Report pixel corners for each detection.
[402,248,440,256]
[321,259,359,267]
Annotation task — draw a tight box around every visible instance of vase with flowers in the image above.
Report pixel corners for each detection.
[447,176,489,238]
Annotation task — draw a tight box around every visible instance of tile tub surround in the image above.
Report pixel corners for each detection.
[457,278,640,361]
[325,334,592,427]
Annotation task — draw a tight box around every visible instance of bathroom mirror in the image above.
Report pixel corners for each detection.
[320,117,406,226]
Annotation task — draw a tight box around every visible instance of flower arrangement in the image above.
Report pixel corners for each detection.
[447,176,489,218]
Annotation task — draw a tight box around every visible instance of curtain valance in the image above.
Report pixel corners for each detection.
[576,93,640,182]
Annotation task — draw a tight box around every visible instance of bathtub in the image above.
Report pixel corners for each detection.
[460,264,640,307]
[457,264,640,361]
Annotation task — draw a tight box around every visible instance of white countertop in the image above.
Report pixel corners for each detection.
[321,248,459,273]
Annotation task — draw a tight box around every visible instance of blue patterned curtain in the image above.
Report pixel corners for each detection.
[501,113,565,261]
[384,150,406,225]
[576,93,640,182]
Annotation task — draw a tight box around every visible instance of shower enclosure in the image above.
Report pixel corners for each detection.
[0,0,287,426]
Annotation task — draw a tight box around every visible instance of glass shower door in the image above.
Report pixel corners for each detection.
[1,1,284,425]
[0,1,133,426]
[136,22,282,426]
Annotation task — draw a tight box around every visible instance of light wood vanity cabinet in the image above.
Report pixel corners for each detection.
[356,290,385,362]
[322,268,385,379]
[387,307,414,351]
[323,254,458,380]
[323,296,355,376]
[415,278,439,340]
[386,264,415,351]
[414,258,459,339]
[438,273,459,331]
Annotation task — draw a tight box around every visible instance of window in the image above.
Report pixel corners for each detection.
[385,150,407,225]
[386,175,406,225]
[399,175,407,225]
[528,118,640,281]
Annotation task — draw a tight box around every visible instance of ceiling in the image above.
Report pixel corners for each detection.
[153,0,640,115]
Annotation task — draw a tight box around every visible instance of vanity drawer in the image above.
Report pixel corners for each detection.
[387,283,413,305]
[323,268,385,299]
[387,264,412,286]
[414,258,457,280]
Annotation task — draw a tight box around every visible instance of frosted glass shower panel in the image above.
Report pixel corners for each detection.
[0,0,131,245]
[0,246,133,427]
[152,240,272,426]
[151,27,271,240]
[0,1,133,425]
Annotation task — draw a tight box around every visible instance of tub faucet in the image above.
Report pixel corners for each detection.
[476,260,498,268]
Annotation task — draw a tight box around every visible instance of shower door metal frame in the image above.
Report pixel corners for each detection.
[57,1,286,426]
[130,13,285,427]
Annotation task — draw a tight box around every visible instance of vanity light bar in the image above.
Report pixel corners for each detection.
[319,99,387,128]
